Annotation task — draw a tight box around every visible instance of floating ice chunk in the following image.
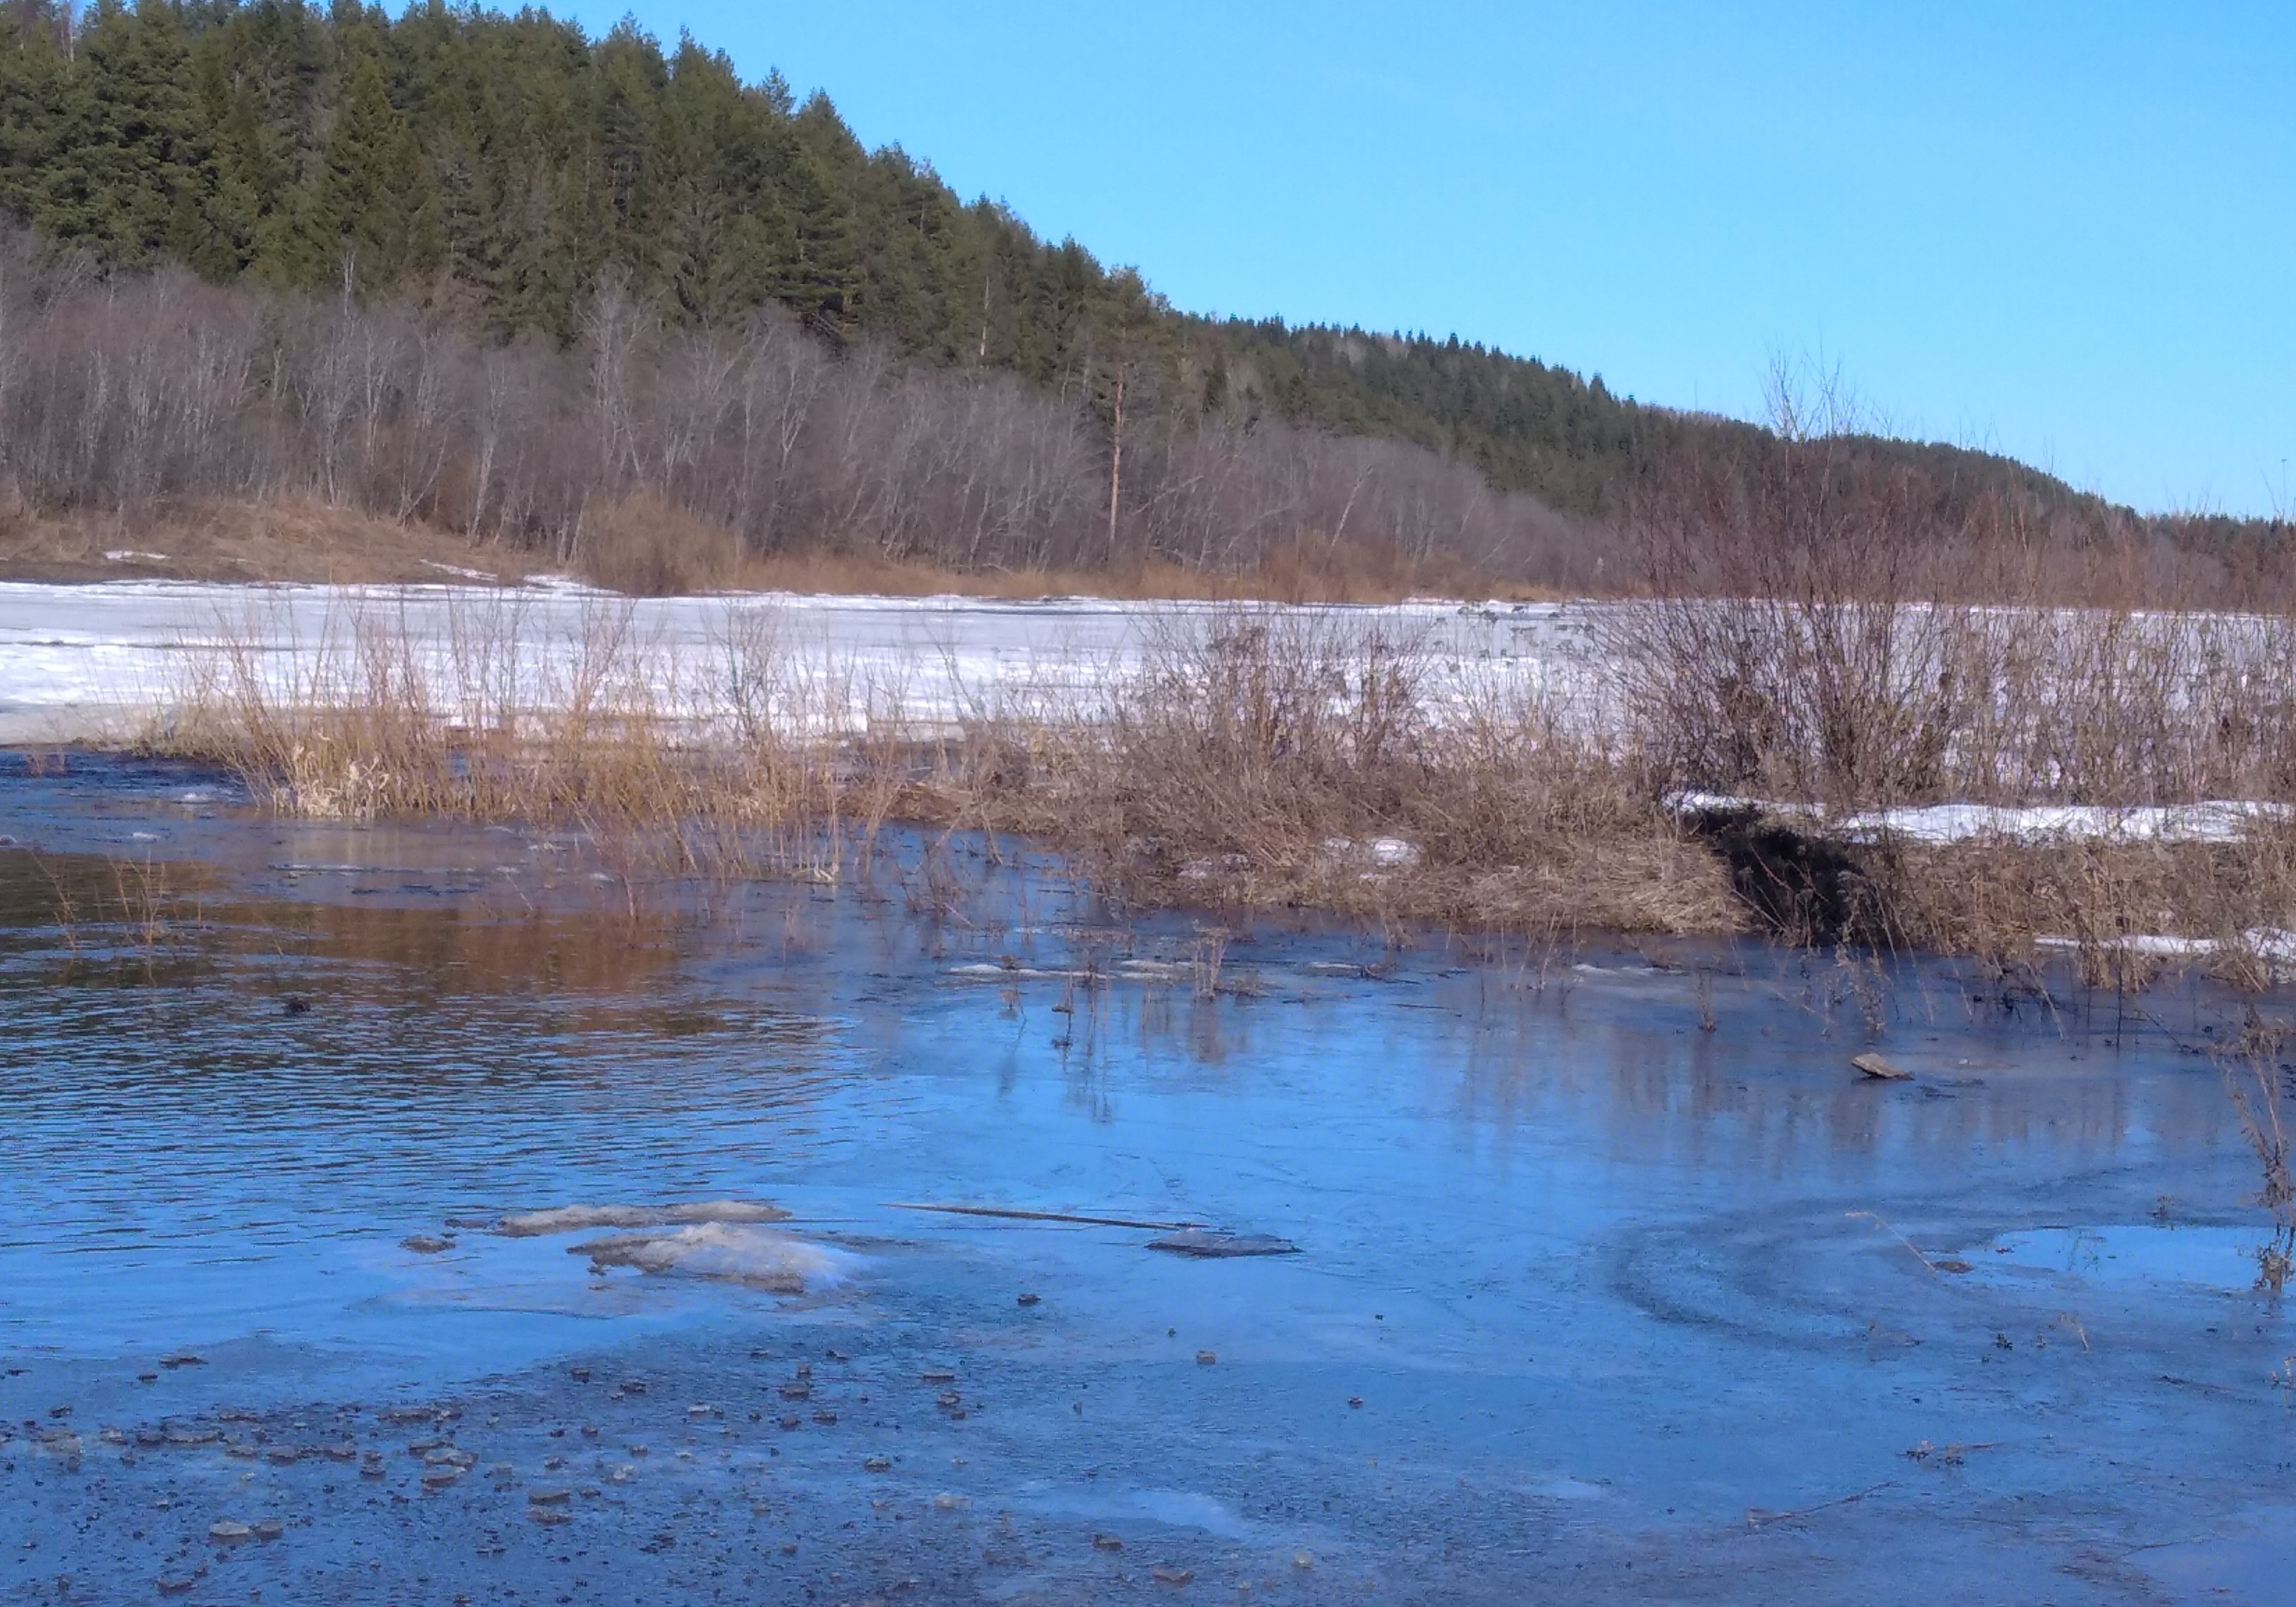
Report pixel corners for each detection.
[495,1201,790,1238]
[567,1224,855,1292]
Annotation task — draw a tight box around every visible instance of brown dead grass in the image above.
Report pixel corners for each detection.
[1861,833,2296,990]
[0,496,538,586]
[137,581,2296,973]
[914,615,1735,936]
[0,493,1553,605]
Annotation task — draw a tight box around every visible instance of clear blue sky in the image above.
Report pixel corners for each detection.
[566,1,2292,517]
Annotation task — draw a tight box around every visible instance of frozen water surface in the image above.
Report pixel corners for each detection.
[3,753,2295,1603]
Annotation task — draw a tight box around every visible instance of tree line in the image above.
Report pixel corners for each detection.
[0,224,1602,586]
[0,0,2280,592]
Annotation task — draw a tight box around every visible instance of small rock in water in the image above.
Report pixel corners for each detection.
[401,1235,454,1255]
[1293,1550,1315,1570]
[1147,1228,1299,1258]
[935,1391,962,1410]
[156,1575,197,1595]
[250,1518,284,1542]
[209,1520,251,1544]
[1852,1052,1912,1081]
[570,1366,591,1382]
[1092,1534,1125,1552]
[159,1354,205,1370]
[811,1411,837,1425]
[1195,1351,1218,1366]
[1151,1564,1195,1586]
[1017,1292,1041,1307]
[864,1456,893,1473]
[920,1369,956,1385]
[529,1487,571,1506]
[529,1504,571,1526]
[932,1492,969,1510]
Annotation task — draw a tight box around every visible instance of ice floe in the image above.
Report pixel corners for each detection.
[566,1224,855,1292]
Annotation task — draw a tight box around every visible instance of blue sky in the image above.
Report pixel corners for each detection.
[566,1,2292,516]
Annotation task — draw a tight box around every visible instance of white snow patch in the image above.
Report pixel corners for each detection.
[1664,793,2292,845]
[2035,929,2296,963]
[418,560,499,582]
[102,550,171,564]
[1835,801,2292,844]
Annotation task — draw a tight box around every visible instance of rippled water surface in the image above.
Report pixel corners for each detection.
[4,753,2295,1605]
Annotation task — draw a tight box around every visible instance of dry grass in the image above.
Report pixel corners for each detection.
[137,581,2296,977]
[1,491,1554,604]
[148,595,1730,937]
[0,495,539,586]
[929,614,1735,935]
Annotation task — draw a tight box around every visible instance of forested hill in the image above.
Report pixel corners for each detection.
[0,0,2257,575]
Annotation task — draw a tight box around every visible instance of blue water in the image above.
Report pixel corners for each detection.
[2,753,2293,1605]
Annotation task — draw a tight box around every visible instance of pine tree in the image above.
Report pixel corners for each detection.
[319,52,440,295]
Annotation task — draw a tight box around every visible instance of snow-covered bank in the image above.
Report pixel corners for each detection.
[0,578,1596,744]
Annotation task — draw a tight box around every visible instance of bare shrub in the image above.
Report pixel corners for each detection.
[580,493,740,597]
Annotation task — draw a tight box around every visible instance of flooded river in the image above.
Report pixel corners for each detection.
[3,753,2293,1604]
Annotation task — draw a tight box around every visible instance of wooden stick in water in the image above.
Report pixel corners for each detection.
[889,1202,1202,1232]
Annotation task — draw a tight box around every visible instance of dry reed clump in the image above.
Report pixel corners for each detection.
[578,493,742,598]
[1606,598,2296,811]
[1852,834,2296,989]
[159,595,907,886]
[149,598,1734,935]
[936,614,1738,936]
[144,584,2296,970]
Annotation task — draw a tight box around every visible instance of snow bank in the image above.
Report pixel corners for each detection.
[0,579,1593,743]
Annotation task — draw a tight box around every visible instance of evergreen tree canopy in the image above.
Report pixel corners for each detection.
[0,0,2172,538]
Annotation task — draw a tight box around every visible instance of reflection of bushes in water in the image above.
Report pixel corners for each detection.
[15,848,216,976]
[2217,1010,2296,1295]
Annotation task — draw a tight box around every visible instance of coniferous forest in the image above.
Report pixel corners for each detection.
[0,0,2282,594]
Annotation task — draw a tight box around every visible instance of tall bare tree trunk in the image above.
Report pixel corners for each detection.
[1105,370,1123,560]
